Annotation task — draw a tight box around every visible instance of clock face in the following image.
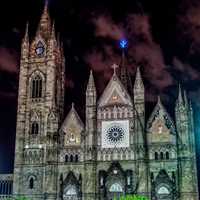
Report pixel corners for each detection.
[35,41,45,57]
[101,120,129,148]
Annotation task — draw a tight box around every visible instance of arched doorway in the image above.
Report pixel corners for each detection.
[151,170,176,200]
[63,184,78,200]
[61,172,81,200]
[107,182,124,200]
[99,162,130,200]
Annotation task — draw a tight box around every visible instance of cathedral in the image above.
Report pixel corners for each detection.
[12,3,199,200]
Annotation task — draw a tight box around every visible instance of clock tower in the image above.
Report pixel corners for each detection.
[13,2,65,199]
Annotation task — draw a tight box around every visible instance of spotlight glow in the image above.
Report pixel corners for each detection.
[119,39,128,49]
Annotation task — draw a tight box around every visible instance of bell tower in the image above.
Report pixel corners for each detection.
[13,2,65,199]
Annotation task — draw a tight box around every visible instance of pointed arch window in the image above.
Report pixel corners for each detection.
[65,155,68,163]
[155,152,158,160]
[160,152,164,160]
[29,177,34,189]
[157,186,170,194]
[109,182,123,192]
[31,75,43,99]
[70,155,73,162]
[31,122,39,135]
[166,152,169,160]
[75,154,78,162]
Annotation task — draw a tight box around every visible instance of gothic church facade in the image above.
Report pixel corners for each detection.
[13,3,199,200]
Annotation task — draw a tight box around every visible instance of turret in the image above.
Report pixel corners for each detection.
[134,67,145,127]
[175,85,199,200]
[21,23,29,60]
[175,84,189,153]
[85,70,97,148]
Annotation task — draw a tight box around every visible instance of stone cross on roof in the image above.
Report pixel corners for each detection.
[111,63,119,75]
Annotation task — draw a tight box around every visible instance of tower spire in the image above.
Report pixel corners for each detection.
[24,23,29,42]
[86,70,96,94]
[134,66,144,90]
[119,39,132,94]
[36,0,51,39]
[21,23,29,60]
[183,90,188,108]
[178,84,184,105]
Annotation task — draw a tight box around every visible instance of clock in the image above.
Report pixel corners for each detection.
[35,41,45,57]
[101,120,129,148]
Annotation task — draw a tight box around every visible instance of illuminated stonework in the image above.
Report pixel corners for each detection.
[9,3,199,200]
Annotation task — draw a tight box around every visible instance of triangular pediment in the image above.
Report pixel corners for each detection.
[98,74,132,107]
[147,97,176,135]
[61,104,84,146]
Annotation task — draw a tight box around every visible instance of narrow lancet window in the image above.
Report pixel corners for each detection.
[31,75,43,98]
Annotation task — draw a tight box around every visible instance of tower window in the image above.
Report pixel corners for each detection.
[155,152,158,160]
[31,75,43,98]
[29,177,34,189]
[160,152,164,160]
[31,122,39,135]
[166,152,169,160]
[65,155,68,163]
[151,172,154,180]
[75,154,79,162]
[70,155,73,162]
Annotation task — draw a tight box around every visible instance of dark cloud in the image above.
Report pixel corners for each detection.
[0,47,18,73]
[177,0,200,54]
[173,57,200,81]
[85,13,174,98]
[65,77,75,89]
[93,15,125,40]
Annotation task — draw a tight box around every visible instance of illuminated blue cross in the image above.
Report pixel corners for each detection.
[119,39,128,49]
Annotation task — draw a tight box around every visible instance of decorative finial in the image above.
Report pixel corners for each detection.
[111,63,119,75]
[24,22,29,41]
[119,39,128,49]
[72,102,74,109]
[158,96,161,104]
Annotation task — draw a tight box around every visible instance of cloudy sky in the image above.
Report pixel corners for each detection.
[0,0,200,174]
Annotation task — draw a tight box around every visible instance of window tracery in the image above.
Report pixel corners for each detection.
[31,122,39,135]
[31,74,43,99]
[109,182,123,192]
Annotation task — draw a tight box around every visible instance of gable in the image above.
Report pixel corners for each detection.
[61,105,84,146]
[98,74,132,107]
[147,98,176,143]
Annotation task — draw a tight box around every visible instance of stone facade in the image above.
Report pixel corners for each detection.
[11,3,199,200]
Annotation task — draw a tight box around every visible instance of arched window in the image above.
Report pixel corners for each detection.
[75,154,78,162]
[166,152,169,160]
[155,152,158,160]
[70,155,73,162]
[29,177,34,189]
[31,75,43,98]
[65,155,68,163]
[151,172,154,180]
[31,122,39,135]
[109,182,123,192]
[64,185,77,196]
[160,152,164,160]
[157,186,170,195]
[172,171,176,180]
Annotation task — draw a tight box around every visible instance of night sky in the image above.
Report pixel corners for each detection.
[0,0,200,187]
